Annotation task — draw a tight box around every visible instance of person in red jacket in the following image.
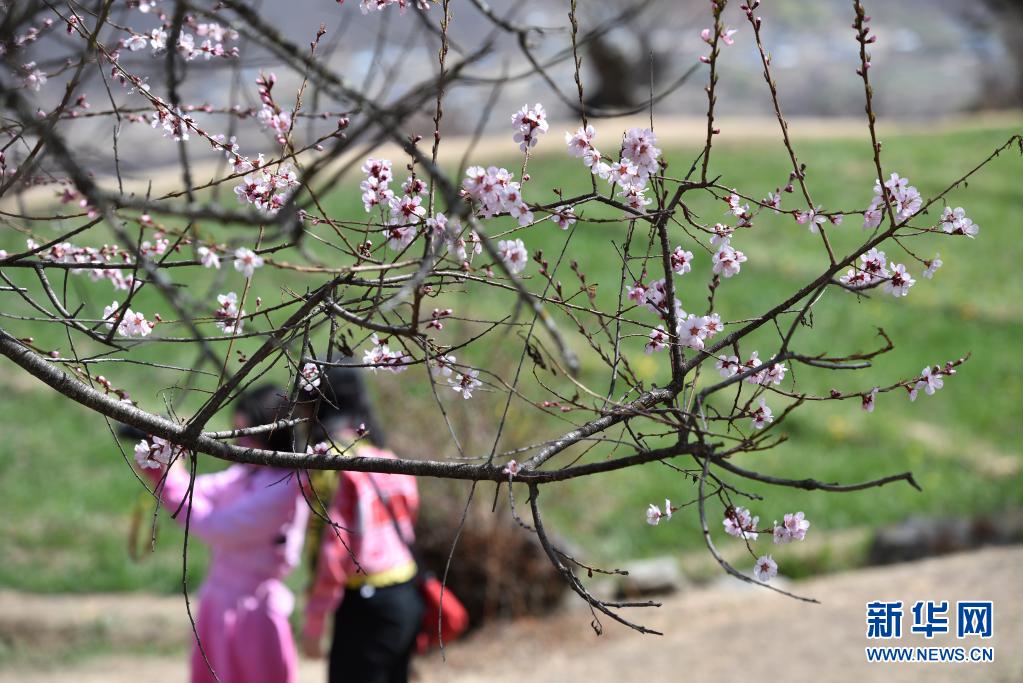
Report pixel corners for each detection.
[300,365,424,683]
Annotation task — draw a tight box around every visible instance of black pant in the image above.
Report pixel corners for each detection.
[328,579,424,683]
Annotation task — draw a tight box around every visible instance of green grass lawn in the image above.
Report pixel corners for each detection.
[1,119,1021,594]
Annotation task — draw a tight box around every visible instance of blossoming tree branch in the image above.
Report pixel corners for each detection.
[0,0,1018,632]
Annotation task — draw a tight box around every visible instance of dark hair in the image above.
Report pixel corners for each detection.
[234,384,294,452]
[313,364,386,447]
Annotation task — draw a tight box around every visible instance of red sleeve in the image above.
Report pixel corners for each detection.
[303,475,354,641]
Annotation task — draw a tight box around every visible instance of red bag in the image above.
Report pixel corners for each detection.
[416,574,469,653]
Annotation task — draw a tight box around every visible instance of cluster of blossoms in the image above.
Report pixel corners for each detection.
[357,158,429,252]
[719,506,811,582]
[214,292,245,335]
[749,398,774,429]
[121,19,239,60]
[839,247,915,297]
[698,22,738,64]
[939,206,979,238]
[861,361,952,412]
[387,181,428,251]
[462,165,533,226]
[631,276,724,354]
[549,206,577,231]
[701,26,737,47]
[102,301,156,338]
[565,125,661,212]
[362,334,411,373]
[511,103,549,153]
[133,436,185,470]
[431,355,483,400]
[863,172,922,229]
[307,441,332,456]
[796,206,842,233]
[20,61,47,91]
[724,193,753,228]
[148,104,195,142]
[350,0,431,15]
[715,350,787,386]
[299,363,322,393]
[497,239,529,275]
[25,239,138,292]
[645,499,675,526]
[712,238,747,278]
[772,511,810,544]
[233,163,299,217]
[722,506,812,546]
[427,213,482,264]
[360,157,394,212]
[722,505,760,541]
[255,73,293,146]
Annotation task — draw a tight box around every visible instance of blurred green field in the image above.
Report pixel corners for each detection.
[1,120,1021,594]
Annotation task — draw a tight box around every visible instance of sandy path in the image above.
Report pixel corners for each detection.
[4,113,1019,213]
[1,545,1019,682]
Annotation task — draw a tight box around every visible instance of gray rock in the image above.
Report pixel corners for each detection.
[868,510,1023,566]
[616,556,687,598]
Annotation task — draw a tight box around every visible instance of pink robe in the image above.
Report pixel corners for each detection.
[146,464,309,683]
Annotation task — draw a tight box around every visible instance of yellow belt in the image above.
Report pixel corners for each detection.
[345,561,417,589]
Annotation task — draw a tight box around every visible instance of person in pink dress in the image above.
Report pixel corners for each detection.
[136,385,309,683]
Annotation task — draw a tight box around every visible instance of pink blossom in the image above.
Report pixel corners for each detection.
[233,247,264,278]
[103,301,154,338]
[511,103,549,152]
[750,398,773,429]
[678,314,708,350]
[884,263,915,297]
[716,354,740,377]
[299,362,321,392]
[214,292,245,335]
[773,512,810,544]
[450,369,482,399]
[723,506,759,541]
[550,206,577,230]
[197,245,221,269]
[389,194,426,225]
[21,62,47,91]
[753,555,778,582]
[712,239,747,278]
[646,325,669,354]
[497,238,528,274]
[646,502,669,526]
[862,387,878,412]
[565,125,596,158]
[670,246,694,275]
[922,254,942,279]
[796,207,827,234]
[133,436,179,470]
[362,334,411,374]
[307,442,332,456]
[940,206,979,238]
[911,366,944,400]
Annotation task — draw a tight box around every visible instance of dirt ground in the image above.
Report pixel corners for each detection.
[1,545,1019,682]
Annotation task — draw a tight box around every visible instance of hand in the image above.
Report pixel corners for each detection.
[301,631,324,659]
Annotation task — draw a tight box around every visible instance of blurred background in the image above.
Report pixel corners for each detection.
[1,0,1021,680]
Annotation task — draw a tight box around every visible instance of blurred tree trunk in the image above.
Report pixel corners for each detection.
[984,0,1023,107]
